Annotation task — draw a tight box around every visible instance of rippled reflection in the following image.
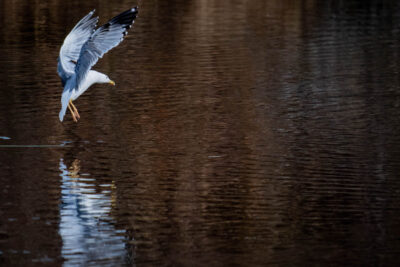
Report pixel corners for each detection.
[59,158,127,266]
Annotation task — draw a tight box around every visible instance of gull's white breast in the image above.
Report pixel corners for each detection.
[70,70,101,100]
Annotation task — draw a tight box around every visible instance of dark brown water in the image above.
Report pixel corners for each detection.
[1,0,400,266]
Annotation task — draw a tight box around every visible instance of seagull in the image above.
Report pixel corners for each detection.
[57,7,138,122]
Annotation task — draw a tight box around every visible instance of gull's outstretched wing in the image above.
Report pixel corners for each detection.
[75,7,138,89]
[57,10,98,84]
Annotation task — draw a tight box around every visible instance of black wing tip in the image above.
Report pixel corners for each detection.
[121,7,139,17]
[109,7,139,27]
[100,7,138,34]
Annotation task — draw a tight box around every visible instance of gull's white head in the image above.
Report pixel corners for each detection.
[98,73,115,86]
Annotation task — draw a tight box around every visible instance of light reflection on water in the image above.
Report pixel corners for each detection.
[59,158,127,266]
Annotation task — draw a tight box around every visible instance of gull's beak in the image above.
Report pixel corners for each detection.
[109,80,115,86]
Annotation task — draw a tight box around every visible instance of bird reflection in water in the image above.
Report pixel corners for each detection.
[58,158,127,265]
[68,159,80,178]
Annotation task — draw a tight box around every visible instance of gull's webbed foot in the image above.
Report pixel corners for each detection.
[69,100,80,122]
[68,104,78,122]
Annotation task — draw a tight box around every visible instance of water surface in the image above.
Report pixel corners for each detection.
[1,0,400,266]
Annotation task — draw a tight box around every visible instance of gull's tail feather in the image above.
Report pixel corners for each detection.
[59,89,72,121]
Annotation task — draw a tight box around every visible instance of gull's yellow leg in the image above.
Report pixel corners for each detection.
[68,103,78,122]
[69,100,80,119]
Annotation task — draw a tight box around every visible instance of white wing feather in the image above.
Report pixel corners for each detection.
[57,10,98,83]
[75,8,138,89]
